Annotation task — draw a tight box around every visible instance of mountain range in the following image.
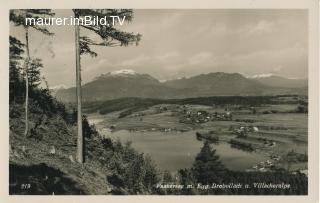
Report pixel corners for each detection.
[55,69,307,103]
[249,75,307,88]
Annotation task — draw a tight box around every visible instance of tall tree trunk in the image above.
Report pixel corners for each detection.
[24,27,30,137]
[75,16,83,163]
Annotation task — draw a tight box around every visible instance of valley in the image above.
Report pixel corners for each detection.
[85,95,308,174]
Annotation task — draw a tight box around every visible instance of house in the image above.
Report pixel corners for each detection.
[300,169,308,176]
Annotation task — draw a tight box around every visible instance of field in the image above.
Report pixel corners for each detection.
[86,95,308,173]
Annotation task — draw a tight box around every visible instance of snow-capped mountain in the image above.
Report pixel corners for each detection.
[56,69,179,102]
[110,69,137,76]
[247,73,274,79]
[50,84,68,96]
[95,69,138,79]
[50,84,67,90]
[55,70,307,102]
[248,74,307,88]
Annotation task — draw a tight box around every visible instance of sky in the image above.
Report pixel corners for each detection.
[10,9,308,88]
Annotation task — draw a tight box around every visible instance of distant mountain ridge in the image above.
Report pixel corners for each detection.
[163,72,267,96]
[55,69,307,102]
[56,69,182,102]
[250,75,307,88]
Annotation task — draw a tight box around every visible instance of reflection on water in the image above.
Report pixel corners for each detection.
[230,144,254,152]
[103,129,267,172]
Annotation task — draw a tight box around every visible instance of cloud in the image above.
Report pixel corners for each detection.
[159,12,184,28]
[116,52,180,67]
[156,51,180,61]
[210,22,228,35]
[83,58,111,72]
[10,9,307,86]
[188,52,213,65]
[247,20,276,35]
[119,54,150,66]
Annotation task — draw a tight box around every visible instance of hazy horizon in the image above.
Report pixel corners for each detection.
[10,9,308,88]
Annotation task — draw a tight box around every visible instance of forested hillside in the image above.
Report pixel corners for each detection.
[9,36,160,195]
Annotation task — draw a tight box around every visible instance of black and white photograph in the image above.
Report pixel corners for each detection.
[6,8,315,196]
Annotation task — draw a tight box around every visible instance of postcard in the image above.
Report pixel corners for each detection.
[0,0,318,203]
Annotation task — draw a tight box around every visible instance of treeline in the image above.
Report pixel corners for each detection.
[10,36,72,125]
[163,141,308,195]
[82,95,305,117]
[82,97,162,114]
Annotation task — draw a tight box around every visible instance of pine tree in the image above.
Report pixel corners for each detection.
[27,58,43,88]
[9,36,25,102]
[192,141,226,185]
[10,9,55,136]
[72,9,141,163]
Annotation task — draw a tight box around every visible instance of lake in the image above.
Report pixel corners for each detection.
[100,129,267,172]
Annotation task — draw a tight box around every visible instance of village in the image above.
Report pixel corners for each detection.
[88,100,308,175]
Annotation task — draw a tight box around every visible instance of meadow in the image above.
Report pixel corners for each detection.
[86,95,308,173]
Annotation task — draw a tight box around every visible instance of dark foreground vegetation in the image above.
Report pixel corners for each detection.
[174,141,307,195]
[10,35,160,194]
[10,89,161,194]
[10,163,84,195]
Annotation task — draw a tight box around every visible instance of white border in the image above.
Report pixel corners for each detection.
[0,1,318,203]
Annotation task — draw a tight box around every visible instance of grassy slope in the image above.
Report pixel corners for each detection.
[9,99,159,195]
[10,106,111,194]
